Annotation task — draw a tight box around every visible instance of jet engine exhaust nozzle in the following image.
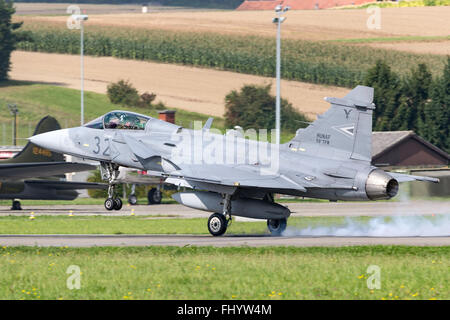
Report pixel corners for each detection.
[365,169,399,200]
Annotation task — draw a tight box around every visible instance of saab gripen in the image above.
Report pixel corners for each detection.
[30,86,439,236]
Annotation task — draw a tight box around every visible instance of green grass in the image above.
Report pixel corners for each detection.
[0,215,365,235]
[0,245,448,299]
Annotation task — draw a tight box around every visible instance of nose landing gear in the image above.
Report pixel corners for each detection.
[102,162,123,211]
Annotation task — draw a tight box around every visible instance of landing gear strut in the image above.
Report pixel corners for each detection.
[207,194,232,236]
[102,162,122,211]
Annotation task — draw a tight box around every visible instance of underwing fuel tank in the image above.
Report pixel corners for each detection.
[172,191,291,220]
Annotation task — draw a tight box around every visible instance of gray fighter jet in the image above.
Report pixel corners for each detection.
[30,86,439,235]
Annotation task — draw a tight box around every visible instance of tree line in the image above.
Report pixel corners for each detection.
[364,59,449,153]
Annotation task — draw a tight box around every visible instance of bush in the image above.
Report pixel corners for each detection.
[107,80,158,109]
[106,79,140,107]
[139,92,157,107]
[224,83,309,133]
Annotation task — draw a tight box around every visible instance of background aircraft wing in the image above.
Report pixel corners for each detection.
[24,180,108,190]
[388,172,440,183]
[0,162,97,179]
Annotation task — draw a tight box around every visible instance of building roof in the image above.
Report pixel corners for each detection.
[372,131,450,161]
[237,0,370,10]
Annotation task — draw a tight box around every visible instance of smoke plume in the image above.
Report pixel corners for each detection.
[282,215,450,237]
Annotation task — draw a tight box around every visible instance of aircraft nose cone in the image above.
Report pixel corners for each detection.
[29,129,68,153]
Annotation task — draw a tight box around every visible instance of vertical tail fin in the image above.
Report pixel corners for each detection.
[8,116,65,163]
[289,86,375,162]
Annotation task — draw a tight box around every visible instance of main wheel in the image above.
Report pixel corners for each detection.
[267,218,287,236]
[128,194,138,205]
[11,200,22,211]
[207,213,228,237]
[113,198,123,210]
[104,198,115,211]
[147,188,162,205]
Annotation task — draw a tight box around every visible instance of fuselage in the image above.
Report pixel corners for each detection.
[30,111,397,202]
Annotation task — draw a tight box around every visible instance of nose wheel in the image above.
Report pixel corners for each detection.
[105,197,123,211]
[102,162,123,211]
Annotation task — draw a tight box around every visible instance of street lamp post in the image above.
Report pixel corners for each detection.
[71,14,88,125]
[272,5,289,145]
[8,104,18,146]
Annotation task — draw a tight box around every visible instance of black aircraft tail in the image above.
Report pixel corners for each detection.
[8,116,64,164]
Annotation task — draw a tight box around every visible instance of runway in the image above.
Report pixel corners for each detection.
[0,234,449,247]
[1,200,448,218]
[0,200,448,247]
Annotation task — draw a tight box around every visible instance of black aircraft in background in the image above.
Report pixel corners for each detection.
[0,116,105,210]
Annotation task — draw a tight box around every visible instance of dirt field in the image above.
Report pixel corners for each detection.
[10,51,347,118]
[366,41,450,55]
[13,3,198,15]
[17,6,450,41]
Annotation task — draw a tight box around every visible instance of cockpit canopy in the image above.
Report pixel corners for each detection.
[84,111,150,130]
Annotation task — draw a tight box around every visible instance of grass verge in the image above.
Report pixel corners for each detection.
[0,245,448,300]
[0,216,366,235]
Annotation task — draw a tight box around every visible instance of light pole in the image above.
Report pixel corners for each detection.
[272,5,289,145]
[71,14,88,125]
[8,104,18,146]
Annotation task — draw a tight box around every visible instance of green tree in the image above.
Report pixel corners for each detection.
[392,63,432,131]
[364,60,402,131]
[224,83,309,132]
[0,0,24,81]
[419,57,450,153]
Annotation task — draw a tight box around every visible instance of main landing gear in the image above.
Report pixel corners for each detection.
[207,194,232,236]
[206,193,288,236]
[102,163,123,211]
[11,200,22,211]
[267,218,287,236]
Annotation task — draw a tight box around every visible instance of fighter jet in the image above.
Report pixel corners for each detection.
[1,116,105,210]
[30,86,439,235]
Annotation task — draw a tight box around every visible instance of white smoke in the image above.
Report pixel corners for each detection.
[282,215,450,237]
